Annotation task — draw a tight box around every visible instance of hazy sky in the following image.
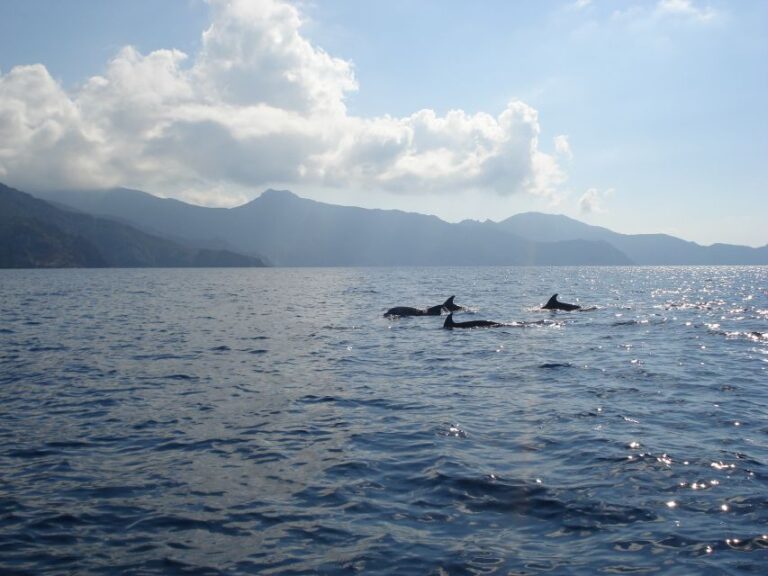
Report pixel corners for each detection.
[1,0,766,246]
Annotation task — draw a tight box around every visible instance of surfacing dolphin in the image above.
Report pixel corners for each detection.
[443,313,503,330]
[384,296,461,318]
[542,293,581,311]
[442,295,463,312]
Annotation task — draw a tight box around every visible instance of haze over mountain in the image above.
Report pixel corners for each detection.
[495,213,768,266]
[32,187,768,267]
[31,187,629,266]
[0,183,266,268]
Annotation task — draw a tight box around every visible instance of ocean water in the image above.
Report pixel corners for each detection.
[1,266,767,575]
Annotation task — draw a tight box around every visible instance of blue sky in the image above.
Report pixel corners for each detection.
[0,0,766,246]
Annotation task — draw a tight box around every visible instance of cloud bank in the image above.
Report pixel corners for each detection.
[0,0,564,205]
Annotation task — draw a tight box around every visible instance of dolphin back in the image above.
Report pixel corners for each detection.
[444,312,502,329]
[385,306,424,317]
[425,304,444,316]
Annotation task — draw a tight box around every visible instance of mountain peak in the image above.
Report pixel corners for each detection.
[501,211,574,224]
[260,189,299,200]
[240,188,301,209]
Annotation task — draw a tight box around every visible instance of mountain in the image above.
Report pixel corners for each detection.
[496,212,768,265]
[33,188,631,266]
[33,186,767,267]
[0,183,267,268]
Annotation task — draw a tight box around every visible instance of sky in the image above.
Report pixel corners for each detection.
[0,0,766,246]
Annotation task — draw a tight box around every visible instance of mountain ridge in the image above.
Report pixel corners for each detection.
[0,183,267,268]
[30,186,628,266]
[27,185,768,266]
[497,211,768,264]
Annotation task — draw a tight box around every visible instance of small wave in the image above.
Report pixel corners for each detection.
[299,394,337,404]
[162,373,197,380]
[343,287,379,294]
[5,448,56,459]
[126,513,249,537]
[43,440,94,449]
[709,328,767,342]
[335,396,425,412]
[614,534,768,556]
[415,471,659,529]
[437,422,468,438]
[26,513,85,530]
[454,307,480,314]
[662,300,727,311]
[613,316,668,327]
[131,353,189,360]
[28,345,68,352]
[244,450,288,464]
[523,319,564,327]
[743,331,766,342]
[718,534,768,552]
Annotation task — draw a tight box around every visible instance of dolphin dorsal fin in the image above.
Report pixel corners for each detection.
[546,294,559,306]
[443,313,454,329]
[443,295,455,307]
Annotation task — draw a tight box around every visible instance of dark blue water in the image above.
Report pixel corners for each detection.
[1,266,767,575]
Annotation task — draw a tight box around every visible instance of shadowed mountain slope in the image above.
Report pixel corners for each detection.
[0,183,266,268]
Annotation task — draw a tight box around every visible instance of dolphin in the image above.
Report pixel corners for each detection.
[542,293,581,311]
[384,296,460,318]
[442,295,463,312]
[443,312,503,330]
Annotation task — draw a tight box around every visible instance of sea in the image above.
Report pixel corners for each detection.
[1,266,767,575]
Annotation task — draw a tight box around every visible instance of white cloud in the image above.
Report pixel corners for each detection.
[0,0,565,205]
[0,64,114,190]
[578,187,613,213]
[554,135,573,160]
[655,0,716,22]
[195,0,357,114]
[569,0,592,10]
[612,0,718,23]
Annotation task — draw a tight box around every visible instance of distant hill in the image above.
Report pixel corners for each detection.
[0,183,267,268]
[32,186,768,266]
[496,212,768,265]
[33,188,631,266]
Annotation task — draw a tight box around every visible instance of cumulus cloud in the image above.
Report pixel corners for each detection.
[578,187,614,214]
[0,64,114,190]
[0,0,565,205]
